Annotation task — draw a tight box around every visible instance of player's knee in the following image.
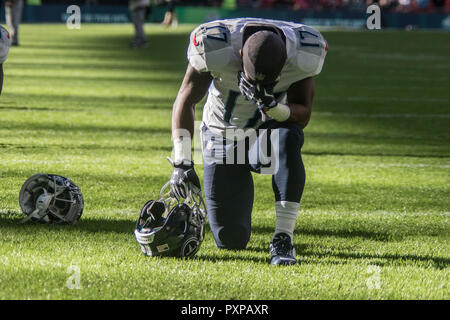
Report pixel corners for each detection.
[215,225,250,250]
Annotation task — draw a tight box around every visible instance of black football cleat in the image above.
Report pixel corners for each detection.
[269,233,297,266]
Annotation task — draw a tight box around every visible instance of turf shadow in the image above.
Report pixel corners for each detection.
[194,251,268,264]
[302,150,450,159]
[7,73,183,84]
[300,250,450,269]
[0,214,136,234]
[8,61,183,74]
[250,220,446,242]
[1,215,447,268]
[0,105,85,113]
[0,121,171,135]
[0,93,176,112]
[0,142,173,153]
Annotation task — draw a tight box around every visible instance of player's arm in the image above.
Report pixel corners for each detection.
[169,64,212,199]
[172,64,213,142]
[285,77,315,128]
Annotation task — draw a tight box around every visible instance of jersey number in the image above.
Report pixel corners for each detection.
[205,26,228,43]
[298,30,320,48]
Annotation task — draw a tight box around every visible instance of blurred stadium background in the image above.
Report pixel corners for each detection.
[1,0,450,29]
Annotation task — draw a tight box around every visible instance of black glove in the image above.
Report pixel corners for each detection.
[238,71,278,111]
[169,161,201,200]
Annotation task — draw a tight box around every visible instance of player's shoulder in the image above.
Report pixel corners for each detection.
[284,23,328,77]
[0,25,11,64]
[192,20,233,53]
[187,20,238,73]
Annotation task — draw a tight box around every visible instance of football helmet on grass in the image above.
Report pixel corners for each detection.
[134,180,207,258]
[19,174,84,224]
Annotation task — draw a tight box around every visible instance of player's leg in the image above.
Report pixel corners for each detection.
[202,127,254,250]
[136,8,147,45]
[271,122,305,238]
[130,7,148,48]
[11,0,23,46]
[250,121,305,265]
[204,162,254,250]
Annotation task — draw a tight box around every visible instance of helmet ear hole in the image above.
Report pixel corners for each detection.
[147,201,166,225]
[148,201,165,217]
[147,201,166,220]
[135,181,207,259]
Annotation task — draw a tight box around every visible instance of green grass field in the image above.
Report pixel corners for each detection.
[0,24,448,300]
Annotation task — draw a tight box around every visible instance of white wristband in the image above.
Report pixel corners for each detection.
[173,137,192,165]
[266,103,291,122]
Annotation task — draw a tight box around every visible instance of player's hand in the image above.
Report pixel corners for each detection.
[169,160,201,200]
[238,71,277,111]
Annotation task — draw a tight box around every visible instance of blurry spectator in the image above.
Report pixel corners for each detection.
[415,0,435,12]
[318,0,340,10]
[129,0,151,48]
[417,0,430,7]
[261,0,277,7]
[235,0,448,11]
[347,0,368,10]
[292,0,313,10]
[208,0,223,6]
[432,0,446,10]
[162,0,178,28]
[396,0,418,12]
[250,0,262,7]
[377,0,400,11]
[5,0,24,46]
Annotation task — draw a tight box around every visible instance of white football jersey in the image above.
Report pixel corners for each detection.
[187,18,327,137]
[0,26,11,64]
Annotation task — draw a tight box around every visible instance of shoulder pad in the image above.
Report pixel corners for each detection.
[291,26,328,77]
[0,26,11,64]
[187,22,233,73]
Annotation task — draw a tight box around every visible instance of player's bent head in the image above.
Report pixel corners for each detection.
[242,30,287,86]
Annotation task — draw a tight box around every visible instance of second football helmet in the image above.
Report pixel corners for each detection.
[19,174,84,224]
